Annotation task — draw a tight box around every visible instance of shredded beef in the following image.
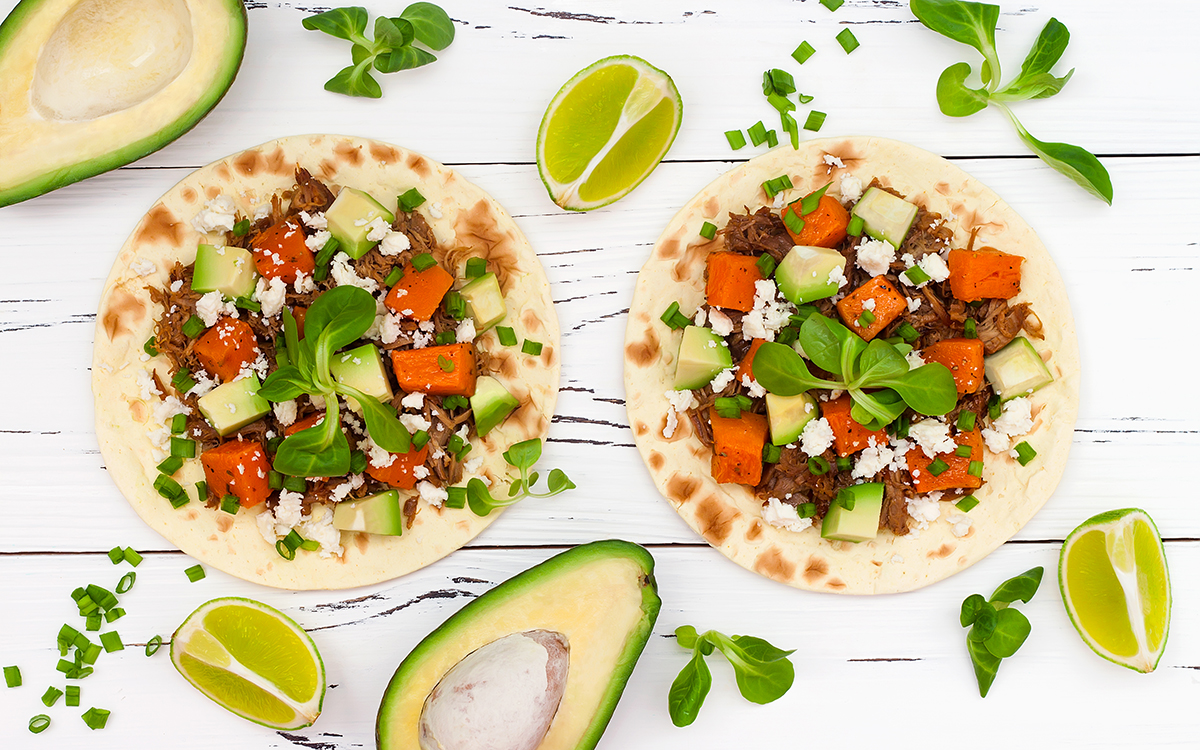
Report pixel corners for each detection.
[289,168,336,217]
[881,470,913,536]
[721,207,794,262]
[976,298,1039,354]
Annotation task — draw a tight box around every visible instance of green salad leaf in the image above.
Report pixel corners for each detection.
[668,626,795,726]
[462,439,575,516]
[960,567,1043,696]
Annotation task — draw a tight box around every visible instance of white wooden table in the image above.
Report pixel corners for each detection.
[2,1,1197,747]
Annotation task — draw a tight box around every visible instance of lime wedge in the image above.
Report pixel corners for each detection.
[171,597,326,729]
[537,55,682,211]
[1059,508,1170,672]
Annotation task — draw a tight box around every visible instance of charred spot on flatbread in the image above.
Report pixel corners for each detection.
[233,148,267,177]
[666,475,700,503]
[671,241,712,283]
[216,515,233,533]
[134,204,184,246]
[648,451,665,472]
[658,237,681,260]
[927,543,956,559]
[100,287,146,341]
[454,199,522,288]
[334,141,364,167]
[744,519,763,542]
[695,495,738,544]
[407,152,431,178]
[625,331,660,368]
[754,547,796,581]
[825,578,846,591]
[370,143,401,164]
[803,555,829,583]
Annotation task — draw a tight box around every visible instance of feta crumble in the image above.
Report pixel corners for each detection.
[418,481,448,507]
[380,313,403,345]
[981,397,1033,453]
[365,217,391,242]
[852,436,894,479]
[909,418,957,458]
[429,202,444,219]
[400,391,426,410]
[906,295,922,312]
[191,195,237,234]
[946,513,972,538]
[299,210,327,230]
[742,279,796,341]
[195,291,235,328]
[254,276,288,319]
[272,399,298,427]
[400,413,432,433]
[856,237,897,277]
[708,368,736,393]
[800,417,835,457]
[663,390,699,439]
[456,317,476,343]
[905,350,926,371]
[131,258,157,277]
[305,229,332,253]
[379,231,411,256]
[359,435,396,468]
[906,492,944,531]
[741,374,766,399]
[840,174,863,204]
[297,504,343,558]
[822,154,845,169]
[708,308,734,336]
[330,252,379,292]
[827,264,848,289]
[762,497,813,532]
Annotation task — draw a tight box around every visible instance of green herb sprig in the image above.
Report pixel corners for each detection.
[668,626,795,727]
[753,313,958,429]
[302,3,455,98]
[960,566,1043,696]
[464,439,575,516]
[909,0,1112,203]
[258,287,412,477]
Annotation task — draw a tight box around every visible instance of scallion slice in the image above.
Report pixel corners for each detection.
[955,444,973,458]
[234,296,261,313]
[781,111,799,149]
[756,254,777,278]
[143,336,158,357]
[443,395,469,410]
[313,237,340,282]
[957,411,977,432]
[4,665,21,688]
[349,449,368,475]
[275,540,295,561]
[792,41,816,65]
[798,502,817,518]
[85,614,101,632]
[766,129,779,148]
[821,0,844,9]
[184,565,205,583]
[434,331,456,346]
[858,309,876,326]
[170,413,188,434]
[762,443,782,464]
[783,207,805,236]
[81,707,110,730]
[699,221,717,240]
[99,631,124,654]
[153,474,183,500]
[445,486,467,509]
[282,476,307,493]
[444,290,466,319]
[808,456,830,475]
[268,471,283,491]
[1014,441,1037,466]
[967,460,984,478]
[300,540,320,552]
[65,684,80,705]
[181,315,205,338]
[763,68,796,95]
[897,322,920,344]
[713,397,742,419]
[522,340,543,356]
[80,642,101,665]
[724,129,747,150]
[104,608,125,623]
[988,395,1002,420]
[928,458,949,476]
[398,187,426,212]
[836,487,856,511]
[437,355,455,373]
[107,547,124,565]
[847,214,864,236]
[145,635,163,656]
[194,481,208,502]
[29,715,50,734]
[464,257,487,279]
[232,218,251,236]
[956,495,980,512]
[116,572,136,594]
[964,318,977,338]
[803,110,827,132]
[835,456,852,471]
[766,93,794,114]
[283,529,304,552]
[157,456,183,475]
[169,437,196,459]
[496,326,518,346]
[219,495,239,514]
[412,430,430,449]
[892,414,910,439]
[383,266,404,287]
[412,253,437,272]
[747,120,768,147]
[903,265,931,285]
[41,687,63,708]
[836,28,859,53]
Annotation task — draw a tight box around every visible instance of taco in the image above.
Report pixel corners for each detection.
[624,137,1079,594]
[93,135,560,590]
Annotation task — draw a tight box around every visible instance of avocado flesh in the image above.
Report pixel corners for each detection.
[775,245,847,304]
[459,273,507,331]
[470,376,519,436]
[0,0,247,207]
[673,326,732,390]
[766,392,818,446]
[332,490,403,536]
[821,483,885,543]
[197,374,270,436]
[377,540,661,750]
[325,188,396,259]
[330,344,395,410]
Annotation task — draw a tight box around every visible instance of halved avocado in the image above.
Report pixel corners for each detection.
[377,540,661,750]
[0,0,247,207]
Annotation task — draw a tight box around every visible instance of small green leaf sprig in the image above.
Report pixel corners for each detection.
[668,626,795,727]
[302,3,456,98]
[960,566,1043,696]
[464,439,575,516]
[909,0,1113,204]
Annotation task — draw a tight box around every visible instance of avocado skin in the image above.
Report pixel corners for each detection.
[376,540,661,750]
[0,0,248,208]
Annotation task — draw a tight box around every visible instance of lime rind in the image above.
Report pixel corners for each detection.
[536,54,682,211]
[1059,508,1170,673]
[171,597,326,730]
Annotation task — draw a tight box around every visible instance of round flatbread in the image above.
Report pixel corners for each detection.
[624,136,1079,594]
[93,135,560,590]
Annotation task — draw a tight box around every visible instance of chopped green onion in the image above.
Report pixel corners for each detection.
[57,624,79,654]
[54,659,73,676]
[169,437,196,459]
[893,413,910,439]
[99,631,124,653]
[184,565,205,582]
[398,187,426,212]
[522,340,543,356]
[234,296,261,313]
[928,458,949,476]
[86,584,117,611]
[988,395,1002,420]
[412,253,437,272]
[797,92,815,104]
[266,435,284,453]
[781,111,799,149]
[734,395,753,410]
[170,413,188,434]
[143,336,158,357]
[194,481,208,502]
[897,322,920,344]
[713,397,742,419]
[967,460,984,478]
[447,434,465,456]
[660,302,692,330]
[821,0,844,9]
[847,214,864,236]
[157,456,183,475]
[145,635,163,656]
[724,130,747,150]
[803,110,827,132]
[153,474,183,500]
[445,486,467,509]
[79,642,101,665]
[81,707,110,730]
[766,129,779,148]
[798,502,817,518]
[955,444,973,458]
[268,470,283,490]
[747,120,768,146]
[412,430,430,449]
[444,290,466,319]
[232,218,251,237]
[313,237,340,282]
[756,254,777,278]
[107,547,124,565]
[957,411,977,432]
[956,495,980,512]
[496,326,518,346]
[219,495,239,514]
[383,266,404,287]
[782,207,805,236]
[464,257,487,279]
[762,443,782,464]
[275,540,295,561]
[437,354,455,372]
[349,449,368,475]
[29,715,50,734]
[699,221,717,240]
[763,68,796,95]
[282,476,307,493]
[104,608,125,623]
[434,331,456,346]
[283,529,304,552]
[41,687,63,707]
[835,456,852,471]
[836,487,856,511]
[65,684,80,705]
[116,572,136,594]
[792,40,816,64]
[4,665,21,687]
[808,456,830,475]
[766,92,794,114]
[443,395,469,410]
[169,492,190,509]
[181,315,205,338]
[964,318,977,338]
[300,540,320,552]
[1014,441,1037,466]
[836,28,859,53]
[903,265,932,285]
[858,309,876,326]
[798,183,832,216]
[85,615,101,631]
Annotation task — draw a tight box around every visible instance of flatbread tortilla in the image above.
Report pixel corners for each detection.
[93,135,559,590]
[624,136,1079,594]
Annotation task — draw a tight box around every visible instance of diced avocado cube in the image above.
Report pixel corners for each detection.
[850,187,918,248]
[192,244,257,299]
[470,376,520,436]
[197,374,271,437]
[984,336,1054,401]
[767,392,818,446]
[821,483,885,543]
[673,326,733,390]
[330,344,394,410]
[325,188,396,259]
[459,272,506,331]
[332,490,403,536]
[775,245,847,304]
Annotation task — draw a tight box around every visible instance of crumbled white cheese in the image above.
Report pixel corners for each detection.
[663,389,699,439]
[906,296,922,312]
[742,279,796,342]
[464,456,485,474]
[827,264,848,289]
[919,252,951,283]
[254,276,288,319]
[412,466,430,480]
[191,195,237,234]
[401,391,425,410]
[823,154,845,169]
[862,298,877,312]
[947,513,972,538]
[762,497,813,532]
[840,175,863,204]
[800,417,835,457]
[981,428,1010,454]
[400,413,432,433]
[170,279,184,293]
[274,490,305,534]
[305,229,332,253]
[693,307,707,327]
[297,504,343,558]
[379,231,411,256]
[329,473,365,503]
[380,313,403,345]
[365,217,391,242]
[906,492,944,531]
[856,237,897,277]
[909,418,957,458]
[456,317,476,343]
[418,481,448,507]
[360,435,396,468]
[294,273,316,294]
[134,369,161,400]
[992,397,1033,436]
[131,258,157,277]
[362,296,390,342]
[195,291,235,328]
[187,370,217,398]
[741,374,766,399]
[253,203,272,221]
[887,437,912,471]
[708,308,734,336]
[852,436,894,479]
[708,368,736,393]
[256,507,278,545]
[906,350,926,371]
[330,252,379,292]
[429,202,444,219]
[299,210,327,230]
[272,399,298,427]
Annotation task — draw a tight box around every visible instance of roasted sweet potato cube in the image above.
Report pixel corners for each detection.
[706,252,764,312]
[820,394,887,457]
[948,247,1023,302]
[907,427,984,493]
[710,409,768,485]
[921,338,985,394]
[193,317,260,383]
[836,275,907,341]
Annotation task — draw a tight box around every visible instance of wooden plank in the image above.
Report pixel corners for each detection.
[0,543,1193,747]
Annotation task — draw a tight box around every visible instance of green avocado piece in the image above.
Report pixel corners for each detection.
[673,325,733,390]
[850,187,919,248]
[325,188,396,259]
[329,344,394,410]
[0,0,247,207]
[377,540,661,750]
[192,244,257,300]
[459,272,507,331]
[984,336,1054,402]
[775,245,847,304]
[332,490,403,536]
[821,483,885,543]
[469,376,519,436]
[197,374,271,437]
[766,392,818,446]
